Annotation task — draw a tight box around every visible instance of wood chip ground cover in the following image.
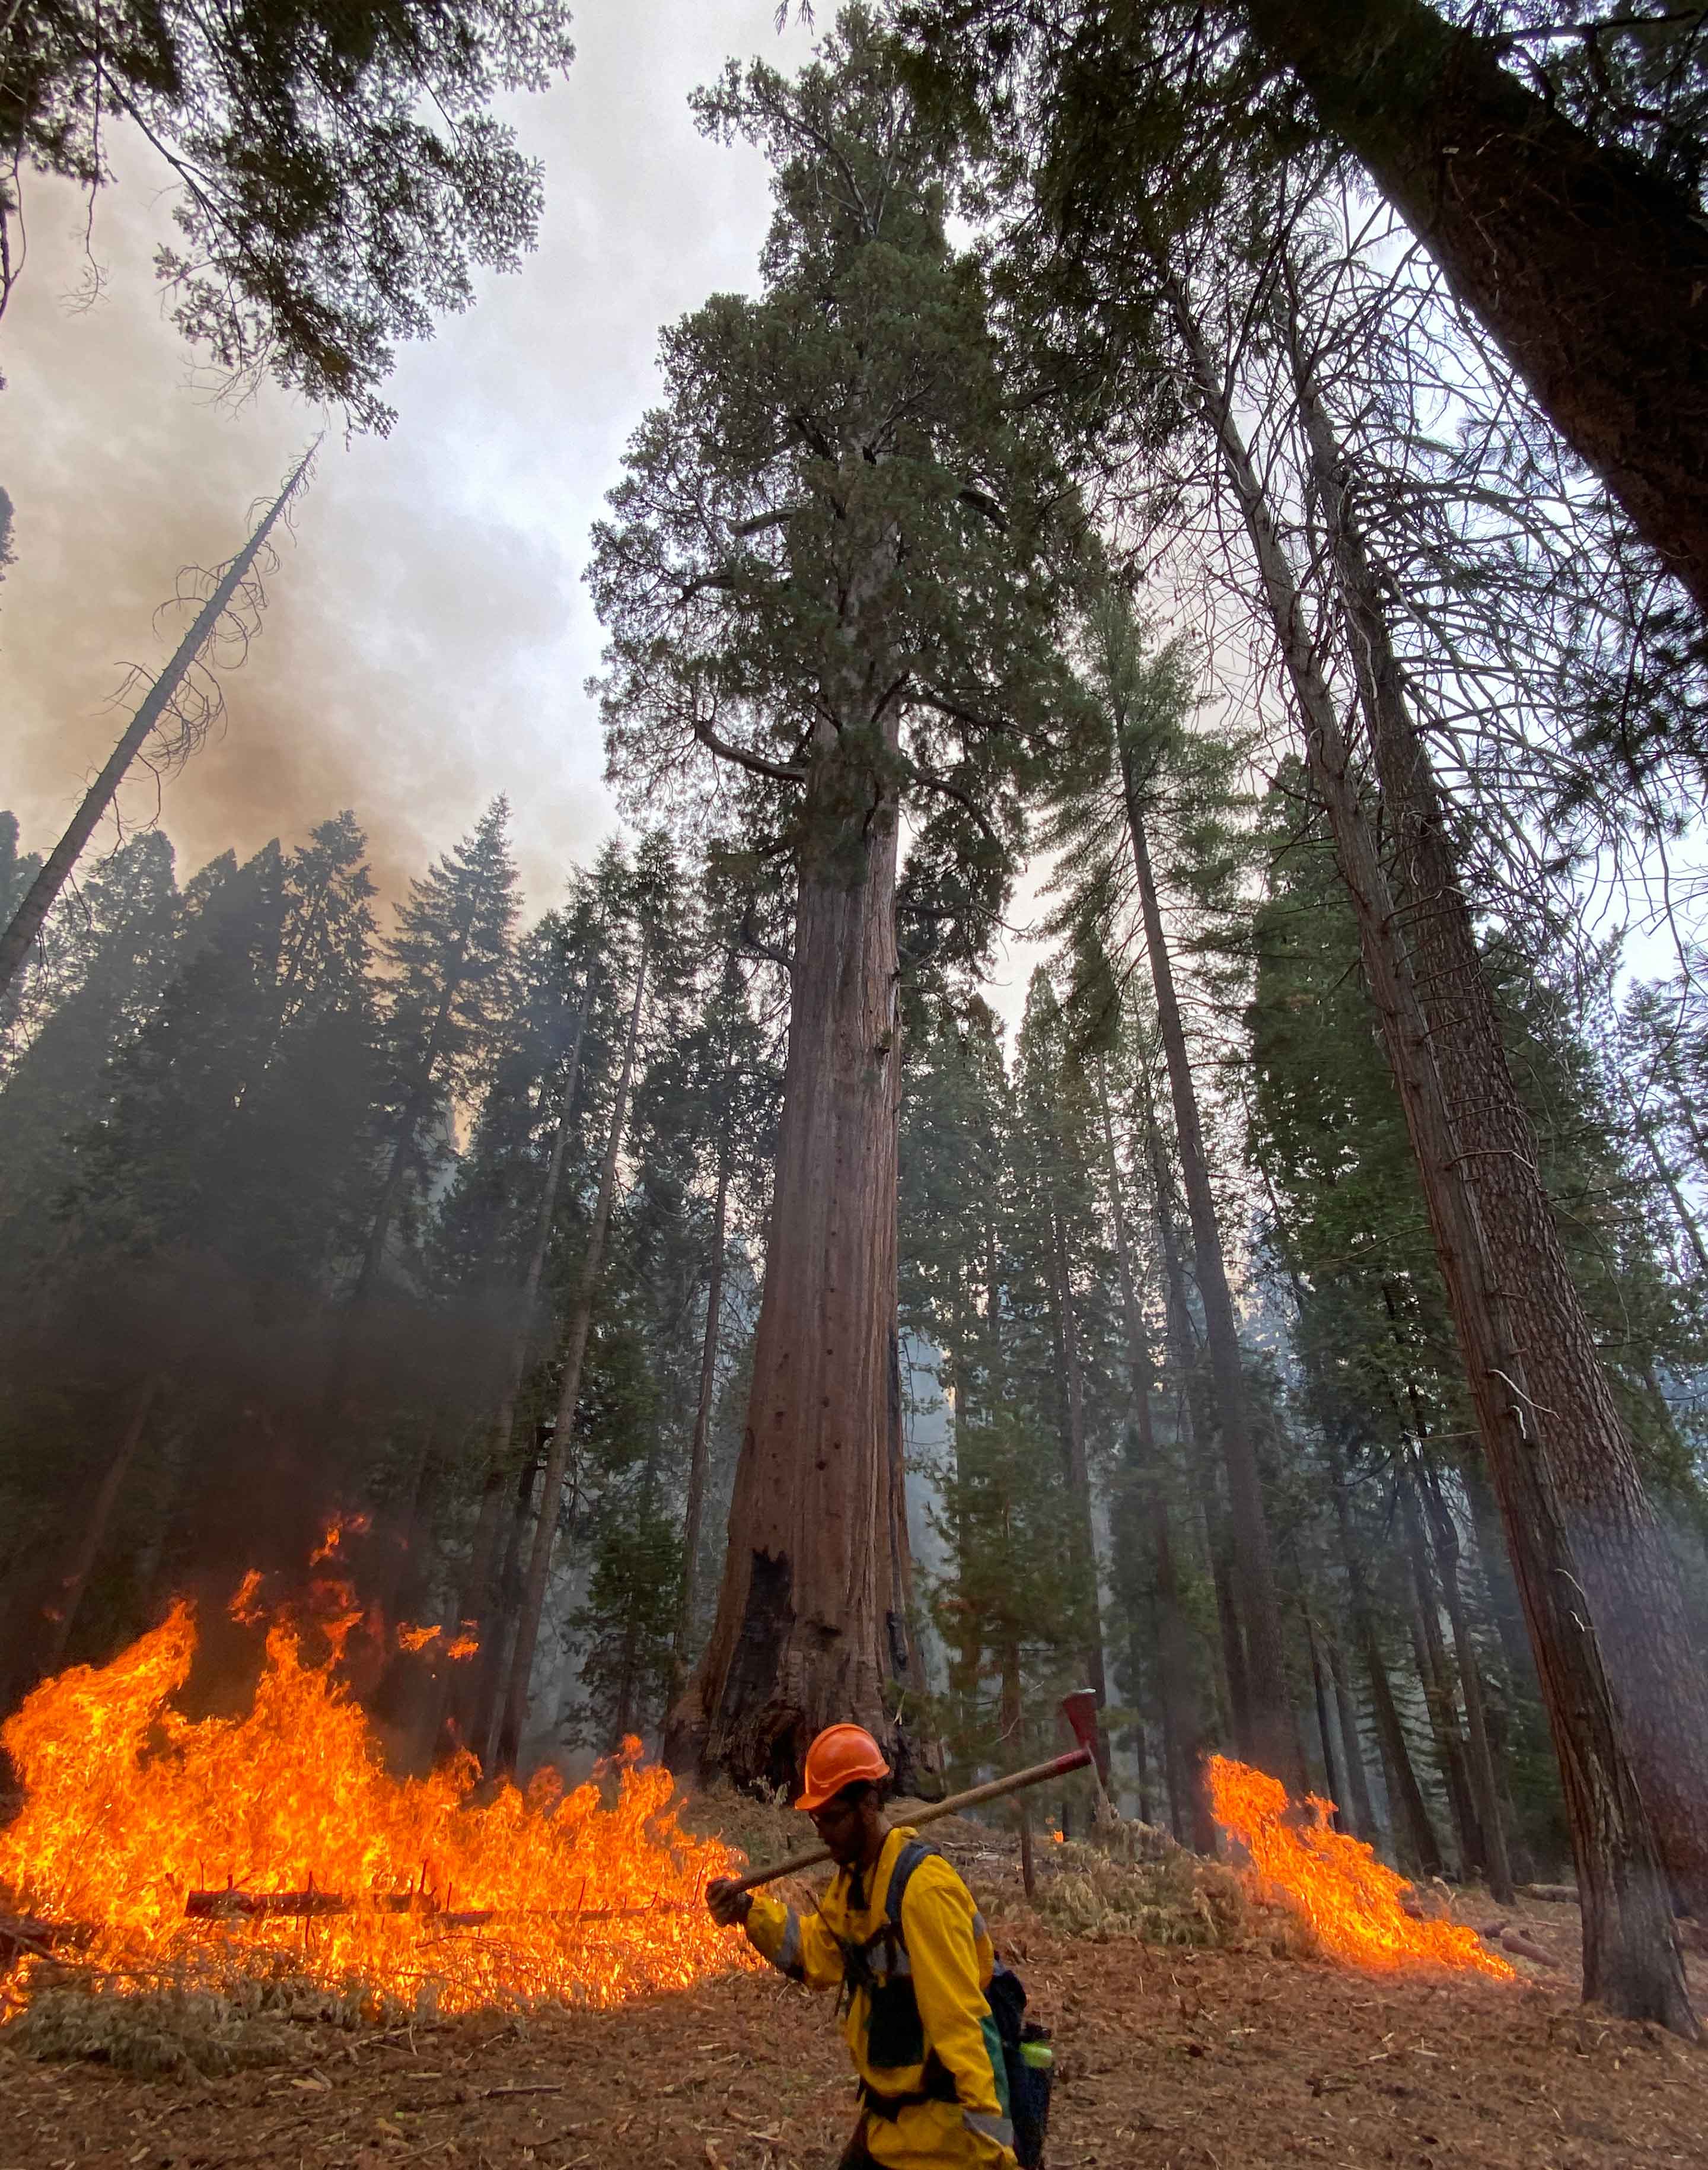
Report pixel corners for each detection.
[5,1869,1706,2168]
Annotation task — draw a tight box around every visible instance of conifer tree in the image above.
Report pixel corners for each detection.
[1046,594,1303,1789]
[0,831,180,1251]
[355,799,519,1304]
[591,7,1085,1786]
[495,833,691,1772]
[1009,972,1115,1777]
[903,0,1708,616]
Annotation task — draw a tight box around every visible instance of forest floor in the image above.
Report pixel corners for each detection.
[5,1811,1707,2170]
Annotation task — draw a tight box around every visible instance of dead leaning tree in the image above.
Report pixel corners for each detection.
[0,441,320,1001]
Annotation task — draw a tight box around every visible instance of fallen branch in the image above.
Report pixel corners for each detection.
[183,1890,680,1928]
[1,1913,68,1965]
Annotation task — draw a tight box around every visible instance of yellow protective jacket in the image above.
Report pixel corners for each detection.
[744,1825,1018,2170]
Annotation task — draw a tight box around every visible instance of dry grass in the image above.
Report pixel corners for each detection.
[9,1980,305,2081]
[2,1958,443,2080]
[1026,1838,1272,1949]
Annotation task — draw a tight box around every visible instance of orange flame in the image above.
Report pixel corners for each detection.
[0,1598,753,2018]
[309,1510,372,1566]
[1208,1757,1515,1980]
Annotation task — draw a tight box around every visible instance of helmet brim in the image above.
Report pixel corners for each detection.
[795,1759,890,1814]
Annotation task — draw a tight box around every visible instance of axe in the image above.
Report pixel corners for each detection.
[727,1688,1104,1895]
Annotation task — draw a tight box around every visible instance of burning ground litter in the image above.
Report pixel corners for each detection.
[0,1586,753,2020]
[4,1857,1705,2170]
[4,1580,1701,2166]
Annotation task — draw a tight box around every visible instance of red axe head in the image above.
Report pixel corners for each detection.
[1060,1688,1101,1760]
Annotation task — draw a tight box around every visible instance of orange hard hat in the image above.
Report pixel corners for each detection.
[795,1723,891,1812]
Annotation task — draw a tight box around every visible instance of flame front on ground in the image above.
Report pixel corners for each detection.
[1209,1756,1515,1980]
[0,1601,753,2015]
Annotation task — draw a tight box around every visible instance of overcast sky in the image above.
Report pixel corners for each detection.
[1,3,824,923]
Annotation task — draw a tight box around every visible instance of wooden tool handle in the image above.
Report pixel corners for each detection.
[728,1746,1092,1895]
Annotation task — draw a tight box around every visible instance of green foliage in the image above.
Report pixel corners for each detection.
[926,1405,1086,1769]
[591,4,1089,971]
[1,0,575,429]
[566,1487,684,1754]
[0,829,181,1249]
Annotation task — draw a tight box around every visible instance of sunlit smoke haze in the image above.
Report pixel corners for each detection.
[0,2,817,915]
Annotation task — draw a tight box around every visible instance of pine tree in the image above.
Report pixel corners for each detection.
[354,799,519,1305]
[1044,591,1302,1789]
[1167,259,1694,2027]
[903,0,1708,616]
[0,831,180,1253]
[495,833,692,1772]
[1009,971,1116,1778]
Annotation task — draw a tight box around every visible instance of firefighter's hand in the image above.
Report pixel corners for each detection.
[705,1878,753,1929]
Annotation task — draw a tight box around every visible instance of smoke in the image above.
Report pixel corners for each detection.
[0,1,817,918]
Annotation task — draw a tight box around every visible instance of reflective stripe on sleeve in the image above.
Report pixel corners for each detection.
[963,2108,1015,2149]
[759,1907,805,1982]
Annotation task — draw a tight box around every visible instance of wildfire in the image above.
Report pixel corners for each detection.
[1208,1757,1515,1981]
[309,1510,372,1565]
[0,1589,753,2019]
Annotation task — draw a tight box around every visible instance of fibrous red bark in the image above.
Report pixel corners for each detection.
[665,745,929,1791]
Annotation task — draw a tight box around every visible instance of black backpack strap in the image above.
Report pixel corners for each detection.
[883,1838,941,1938]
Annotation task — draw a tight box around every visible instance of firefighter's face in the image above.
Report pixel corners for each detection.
[811,1787,881,1866]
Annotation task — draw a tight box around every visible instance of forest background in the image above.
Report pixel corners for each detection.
[4,0,1708,2035]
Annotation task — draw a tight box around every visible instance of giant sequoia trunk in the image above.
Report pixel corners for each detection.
[1175,287,1696,2031]
[665,743,927,1791]
[1237,0,1708,616]
[1124,800,1300,1789]
[1292,360,1708,1924]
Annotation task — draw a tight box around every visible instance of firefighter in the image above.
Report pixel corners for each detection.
[706,1724,1019,2170]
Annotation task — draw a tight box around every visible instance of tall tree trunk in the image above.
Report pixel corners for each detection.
[1331,1436,1445,1876]
[1420,1462,1516,1901]
[1128,1618,1155,1827]
[0,448,318,1000]
[1000,1643,1035,1899]
[1142,1075,1250,1752]
[1460,1460,1540,1706]
[1623,1082,1708,1279]
[452,972,594,1750]
[1326,1627,1380,1845]
[469,1449,543,1770]
[1123,793,1299,1788]
[1300,1595,1343,1819]
[352,928,470,1309]
[1238,0,1708,614]
[1098,1057,1211,1846]
[36,1372,162,1678]
[495,933,649,1776]
[666,740,925,1792]
[1401,1532,1483,1879]
[884,1321,933,1765]
[1047,1205,1112,1777]
[1176,286,1694,2030]
[673,1116,733,1686]
[1291,345,1708,1927]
